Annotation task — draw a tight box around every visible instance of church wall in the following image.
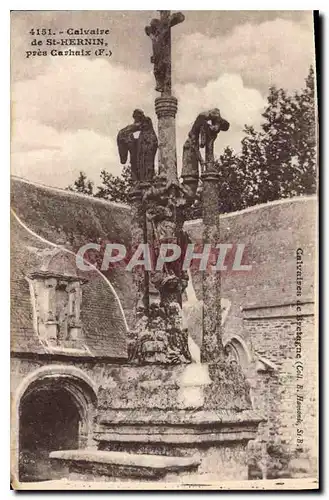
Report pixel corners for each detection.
[243,306,317,477]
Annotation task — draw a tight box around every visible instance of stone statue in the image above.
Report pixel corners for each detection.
[145,11,185,94]
[117,109,158,182]
[129,302,174,364]
[117,126,138,180]
[181,108,230,181]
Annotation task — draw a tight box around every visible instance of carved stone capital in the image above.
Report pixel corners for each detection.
[129,181,152,202]
[180,173,199,202]
[201,171,220,184]
[155,96,178,118]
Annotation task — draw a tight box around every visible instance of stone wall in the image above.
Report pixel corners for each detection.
[185,196,316,348]
[184,196,317,478]
[242,301,317,478]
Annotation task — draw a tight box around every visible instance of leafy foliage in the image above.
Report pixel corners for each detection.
[94,166,132,204]
[218,65,316,212]
[67,166,132,203]
[67,171,94,196]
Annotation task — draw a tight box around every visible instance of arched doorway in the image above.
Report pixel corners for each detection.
[14,366,97,483]
[19,385,81,482]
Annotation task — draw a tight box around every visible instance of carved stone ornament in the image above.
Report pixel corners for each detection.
[27,249,88,350]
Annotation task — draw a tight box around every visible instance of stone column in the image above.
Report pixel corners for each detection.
[129,184,149,314]
[155,96,178,182]
[200,167,224,363]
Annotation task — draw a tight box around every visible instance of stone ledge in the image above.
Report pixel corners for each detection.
[50,449,200,480]
[242,301,315,320]
[95,430,258,445]
[94,409,264,448]
[98,409,264,426]
[242,299,314,311]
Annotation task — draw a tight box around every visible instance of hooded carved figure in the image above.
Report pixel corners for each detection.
[182,108,230,179]
[117,109,158,182]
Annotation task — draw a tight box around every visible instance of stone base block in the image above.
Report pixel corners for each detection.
[94,408,264,482]
[50,449,200,481]
[96,441,250,482]
[97,362,252,411]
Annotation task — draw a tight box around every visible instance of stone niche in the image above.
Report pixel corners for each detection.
[27,249,88,351]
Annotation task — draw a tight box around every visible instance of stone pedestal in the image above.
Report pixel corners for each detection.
[91,363,264,482]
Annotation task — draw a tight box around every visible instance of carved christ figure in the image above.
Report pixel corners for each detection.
[145,11,185,94]
[117,109,158,182]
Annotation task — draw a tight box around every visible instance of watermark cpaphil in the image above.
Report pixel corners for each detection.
[75,240,252,273]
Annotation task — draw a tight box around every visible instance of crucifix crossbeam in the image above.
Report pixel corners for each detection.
[145,10,185,95]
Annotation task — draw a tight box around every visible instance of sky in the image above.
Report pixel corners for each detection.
[11,10,316,189]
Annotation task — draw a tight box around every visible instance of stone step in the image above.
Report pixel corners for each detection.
[49,449,200,481]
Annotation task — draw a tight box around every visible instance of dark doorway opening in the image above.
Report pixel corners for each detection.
[19,386,80,482]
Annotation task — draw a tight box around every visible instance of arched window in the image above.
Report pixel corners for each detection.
[224,336,252,372]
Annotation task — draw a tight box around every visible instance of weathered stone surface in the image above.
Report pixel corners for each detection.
[50,449,200,480]
[204,361,252,410]
[88,442,252,482]
[126,96,197,365]
[155,97,178,181]
[98,408,262,427]
[242,308,317,477]
[97,363,253,411]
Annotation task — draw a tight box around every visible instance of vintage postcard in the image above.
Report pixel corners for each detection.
[10,10,318,490]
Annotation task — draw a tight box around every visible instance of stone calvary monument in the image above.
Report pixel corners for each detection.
[49,11,263,483]
[118,11,232,365]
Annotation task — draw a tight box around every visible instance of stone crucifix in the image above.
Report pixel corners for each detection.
[145,10,185,95]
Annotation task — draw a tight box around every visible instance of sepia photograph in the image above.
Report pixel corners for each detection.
[10,9,318,490]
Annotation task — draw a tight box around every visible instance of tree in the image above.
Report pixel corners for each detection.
[227,65,316,210]
[94,165,132,204]
[290,66,317,195]
[66,166,132,204]
[217,146,246,213]
[67,171,94,196]
[261,86,296,200]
